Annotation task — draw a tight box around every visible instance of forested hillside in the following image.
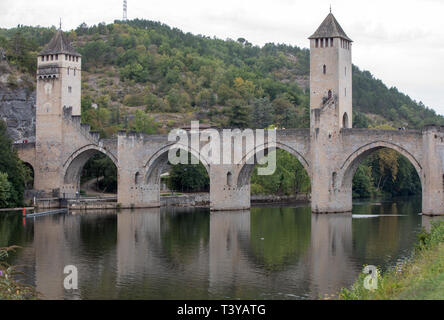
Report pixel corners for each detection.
[0,19,441,199]
[1,19,443,137]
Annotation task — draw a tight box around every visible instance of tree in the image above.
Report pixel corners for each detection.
[233,77,255,102]
[227,102,250,129]
[376,148,399,190]
[0,172,11,208]
[130,110,158,134]
[81,154,117,193]
[352,165,374,198]
[167,154,209,192]
[0,121,30,207]
[251,150,310,196]
[251,97,274,129]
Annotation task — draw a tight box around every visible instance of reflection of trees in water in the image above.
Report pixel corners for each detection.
[0,213,34,249]
[351,198,422,269]
[79,214,117,254]
[77,213,118,299]
[160,208,210,265]
[243,207,311,271]
[0,213,35,285]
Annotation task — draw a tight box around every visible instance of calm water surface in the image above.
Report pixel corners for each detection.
[0,197,435,299]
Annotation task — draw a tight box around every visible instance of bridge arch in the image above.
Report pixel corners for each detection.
[339,140,423,190]
[63,144,119,186]
[144,143,210,185]
[237,142,311,188]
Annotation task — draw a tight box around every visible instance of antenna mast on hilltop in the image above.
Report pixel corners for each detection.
[123,0,128,22]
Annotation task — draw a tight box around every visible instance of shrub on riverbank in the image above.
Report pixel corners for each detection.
[0,246,37,300]
[339,221,444,300]
[0,120,31,208]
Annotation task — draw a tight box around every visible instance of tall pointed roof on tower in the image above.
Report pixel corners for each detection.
[309,13,352,42]
[39,30,81,56]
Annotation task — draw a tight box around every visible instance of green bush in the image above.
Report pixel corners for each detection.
[0,121,31,208]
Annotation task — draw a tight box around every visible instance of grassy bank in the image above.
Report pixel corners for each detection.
[0,247,37,300]
[339,221,444,300]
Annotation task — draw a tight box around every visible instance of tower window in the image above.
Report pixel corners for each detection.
[330,38,333,47]
[50,55,53,61]
[65,55,68,60]
[332,172,337,189]
[323,65,326,74]
[325,38,329,47]
[227,172,233,187]
[76,57,79,62]
[74,69,76,76]
[55,55,58,61]
[135,172,140,184]
[68,86,72,93]
[315,39,319,48]
[67,67,70,75]
[41,56,44,62]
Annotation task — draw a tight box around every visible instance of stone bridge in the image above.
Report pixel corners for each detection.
[15,111,444,215]
[12,13,444,215]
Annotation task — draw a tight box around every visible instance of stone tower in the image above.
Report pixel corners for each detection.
[309,13,353,213]
[35,30,82,193]
[309,12,352,129]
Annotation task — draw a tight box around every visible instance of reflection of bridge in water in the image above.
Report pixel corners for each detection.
[11,205,430,299]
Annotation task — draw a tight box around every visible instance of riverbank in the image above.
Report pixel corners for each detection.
[339,220,444,300]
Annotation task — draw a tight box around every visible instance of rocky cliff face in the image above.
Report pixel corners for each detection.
[0,86,36,142]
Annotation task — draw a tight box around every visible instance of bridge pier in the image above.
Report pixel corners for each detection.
[311,174,353,214]
[118,171,161,208]
[60,184,78,199]
[209,165,250,211]
[421,126,444,216]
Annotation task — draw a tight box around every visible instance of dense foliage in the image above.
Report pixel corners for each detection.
[1,20,443,134]
[80,153,117,194]
[251,150,310,196]
[0,121,30,208]
[166,154,210,192]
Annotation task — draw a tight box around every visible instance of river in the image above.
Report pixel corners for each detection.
[0,197,434,299]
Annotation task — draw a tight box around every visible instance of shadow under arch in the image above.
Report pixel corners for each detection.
[144,143,210,185]
[339,140,423,190]
[63,144,119,186]
[237,142,311,188]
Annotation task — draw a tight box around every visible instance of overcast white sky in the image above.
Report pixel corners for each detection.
[1,0,443,115]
